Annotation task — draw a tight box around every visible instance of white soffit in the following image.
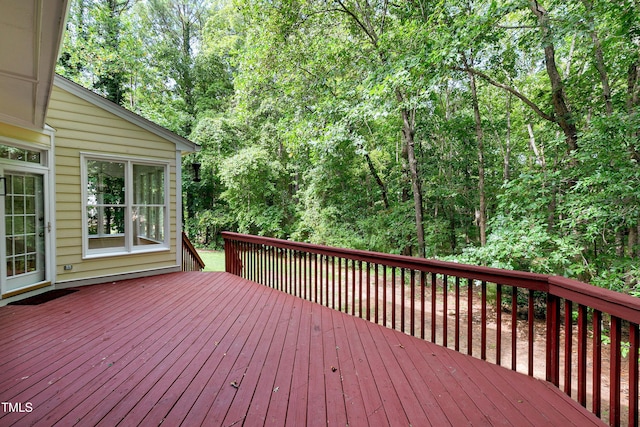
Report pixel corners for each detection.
[0,0,69,130]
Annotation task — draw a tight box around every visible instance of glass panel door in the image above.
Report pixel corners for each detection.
[1,170,45,294]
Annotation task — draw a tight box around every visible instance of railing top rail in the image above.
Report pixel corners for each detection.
[222,231,640,324]
[183,232,205,270]
[549,276,640,324]
[222,231,548,289]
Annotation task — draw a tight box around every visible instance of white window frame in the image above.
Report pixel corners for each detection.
[81,153,170,259]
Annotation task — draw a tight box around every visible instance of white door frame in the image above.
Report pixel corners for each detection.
[0,131,55,298]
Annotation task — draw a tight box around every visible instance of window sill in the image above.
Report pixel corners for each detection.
[83,246,170,260]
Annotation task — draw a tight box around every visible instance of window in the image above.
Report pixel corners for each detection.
[84,155,169,256]
[0,143,42,165]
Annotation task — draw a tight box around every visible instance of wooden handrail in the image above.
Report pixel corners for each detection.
[222,231,640,426]
[182,232,205,271]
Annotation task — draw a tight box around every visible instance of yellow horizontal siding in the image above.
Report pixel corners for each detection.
[48,85,180,283]
[56,256,178,281]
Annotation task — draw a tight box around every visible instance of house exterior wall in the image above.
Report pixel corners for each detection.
[47,86,180,285]
[0,122,51,147]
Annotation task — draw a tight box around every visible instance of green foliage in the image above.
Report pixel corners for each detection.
[219,146,292,237]
[58,0,640,296]
[455,214,582,276]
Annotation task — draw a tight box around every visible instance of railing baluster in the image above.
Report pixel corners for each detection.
[269,246,273,287]
[298,251,302,298]
[401,268,406,333]
[421,272,427,341]
[610,316,621,427]
[410,270,415,337]
[246,242,251,280]
[337,257,342,311]
[564,300,573,396]
[331,256,336,310]
[528,289,534,377]
[392,267,396,331]
[359,261,364,318]
[455,276,460,351]
[546,293,561,386]
[366,262,371,322]
[496,283,502,365]
[481,281,487,361]
[578,304,588,407]
[325,255,329,307]
[314,253,319,304]
[443,274,448,347]
[383,265,387,328]
[351,260,356,317]
[258,244,262,284]
[593,309,602,417]
[511,286,517,371]
[374,264,379,324]
[304,252,309,300]
[468,278,473,356]
[431,272,437,343]
[630,323,639,427]
[289,249,293,293]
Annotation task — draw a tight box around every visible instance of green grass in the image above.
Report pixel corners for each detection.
[197,250,226,272]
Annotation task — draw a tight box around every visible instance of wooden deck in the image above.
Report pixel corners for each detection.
[0,272,604,426]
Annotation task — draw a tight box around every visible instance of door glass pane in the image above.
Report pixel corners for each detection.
[26,235,36,253]
[27,254,36,272]
[13,176,23,193]
[26,216,35,233]
[3,172,44,282]
[15,256,25,275]
[13,196,24,215]
[25,195,35,214]
[24,176,34,193]
[14,217,24,235]
[14,236,24,255]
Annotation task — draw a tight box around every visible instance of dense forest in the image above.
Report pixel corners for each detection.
[57,0,640,294]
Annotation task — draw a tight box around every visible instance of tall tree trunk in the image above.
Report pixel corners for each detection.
[364,153,390,209]
[465,59,487,247]
[504,92,512,183]
[397,90,425,257]
[529,1,578,154]
[629,226,637,258]
[582,0,614,116]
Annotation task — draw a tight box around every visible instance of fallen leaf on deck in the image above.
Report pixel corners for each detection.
[230,381,239,389]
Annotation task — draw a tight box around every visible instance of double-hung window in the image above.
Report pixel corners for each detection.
[83,154,169,257]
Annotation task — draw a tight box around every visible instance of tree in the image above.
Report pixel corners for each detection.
[58,0,137,105]
[140,0,211,134]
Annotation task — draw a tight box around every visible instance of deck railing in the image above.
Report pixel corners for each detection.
[182,232,205,271]
[222,232,640,426]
